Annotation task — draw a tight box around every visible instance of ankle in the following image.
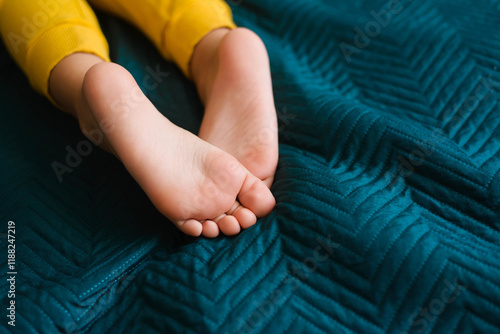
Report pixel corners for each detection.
[190,28,231,103]
[49,53,104,117]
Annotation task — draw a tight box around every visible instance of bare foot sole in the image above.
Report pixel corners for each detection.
[80,62,276,237]
[195,28,279,188]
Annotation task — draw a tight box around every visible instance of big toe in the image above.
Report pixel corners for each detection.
[238,174,276,218]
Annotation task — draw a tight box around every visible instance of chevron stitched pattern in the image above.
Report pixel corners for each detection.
[1,0,499,333]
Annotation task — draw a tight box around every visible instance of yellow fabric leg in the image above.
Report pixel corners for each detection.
[0,0,235,104]
[88,0,237,78]
[0,0,110,104]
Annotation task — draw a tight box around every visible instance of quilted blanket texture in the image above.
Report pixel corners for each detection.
[1,0,500,333]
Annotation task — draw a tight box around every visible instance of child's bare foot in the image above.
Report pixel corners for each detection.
[79,62,275,237]
[192,28,279,187]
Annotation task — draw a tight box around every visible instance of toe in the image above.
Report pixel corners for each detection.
[238,174,276,217]
[234,207,257,229]
[175,219,203,237]
[202,220,220,238]
[217,215,241,236]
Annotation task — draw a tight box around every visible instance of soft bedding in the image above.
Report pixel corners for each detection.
[1,0,500,333]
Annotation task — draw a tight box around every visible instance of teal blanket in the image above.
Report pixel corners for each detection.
[1,0,500,333]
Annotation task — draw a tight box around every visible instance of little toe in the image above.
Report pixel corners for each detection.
[202,220,220,238]
[175,219,203,237]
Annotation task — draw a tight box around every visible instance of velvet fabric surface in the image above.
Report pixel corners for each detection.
[1,0,499,333]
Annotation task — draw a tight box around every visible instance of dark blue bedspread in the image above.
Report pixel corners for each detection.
[1,0,500,333]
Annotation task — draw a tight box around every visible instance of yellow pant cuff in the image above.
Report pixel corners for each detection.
[27,23,110,104]
[163,0,237,79]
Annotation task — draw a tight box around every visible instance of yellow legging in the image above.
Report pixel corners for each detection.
[0,0,236,105]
